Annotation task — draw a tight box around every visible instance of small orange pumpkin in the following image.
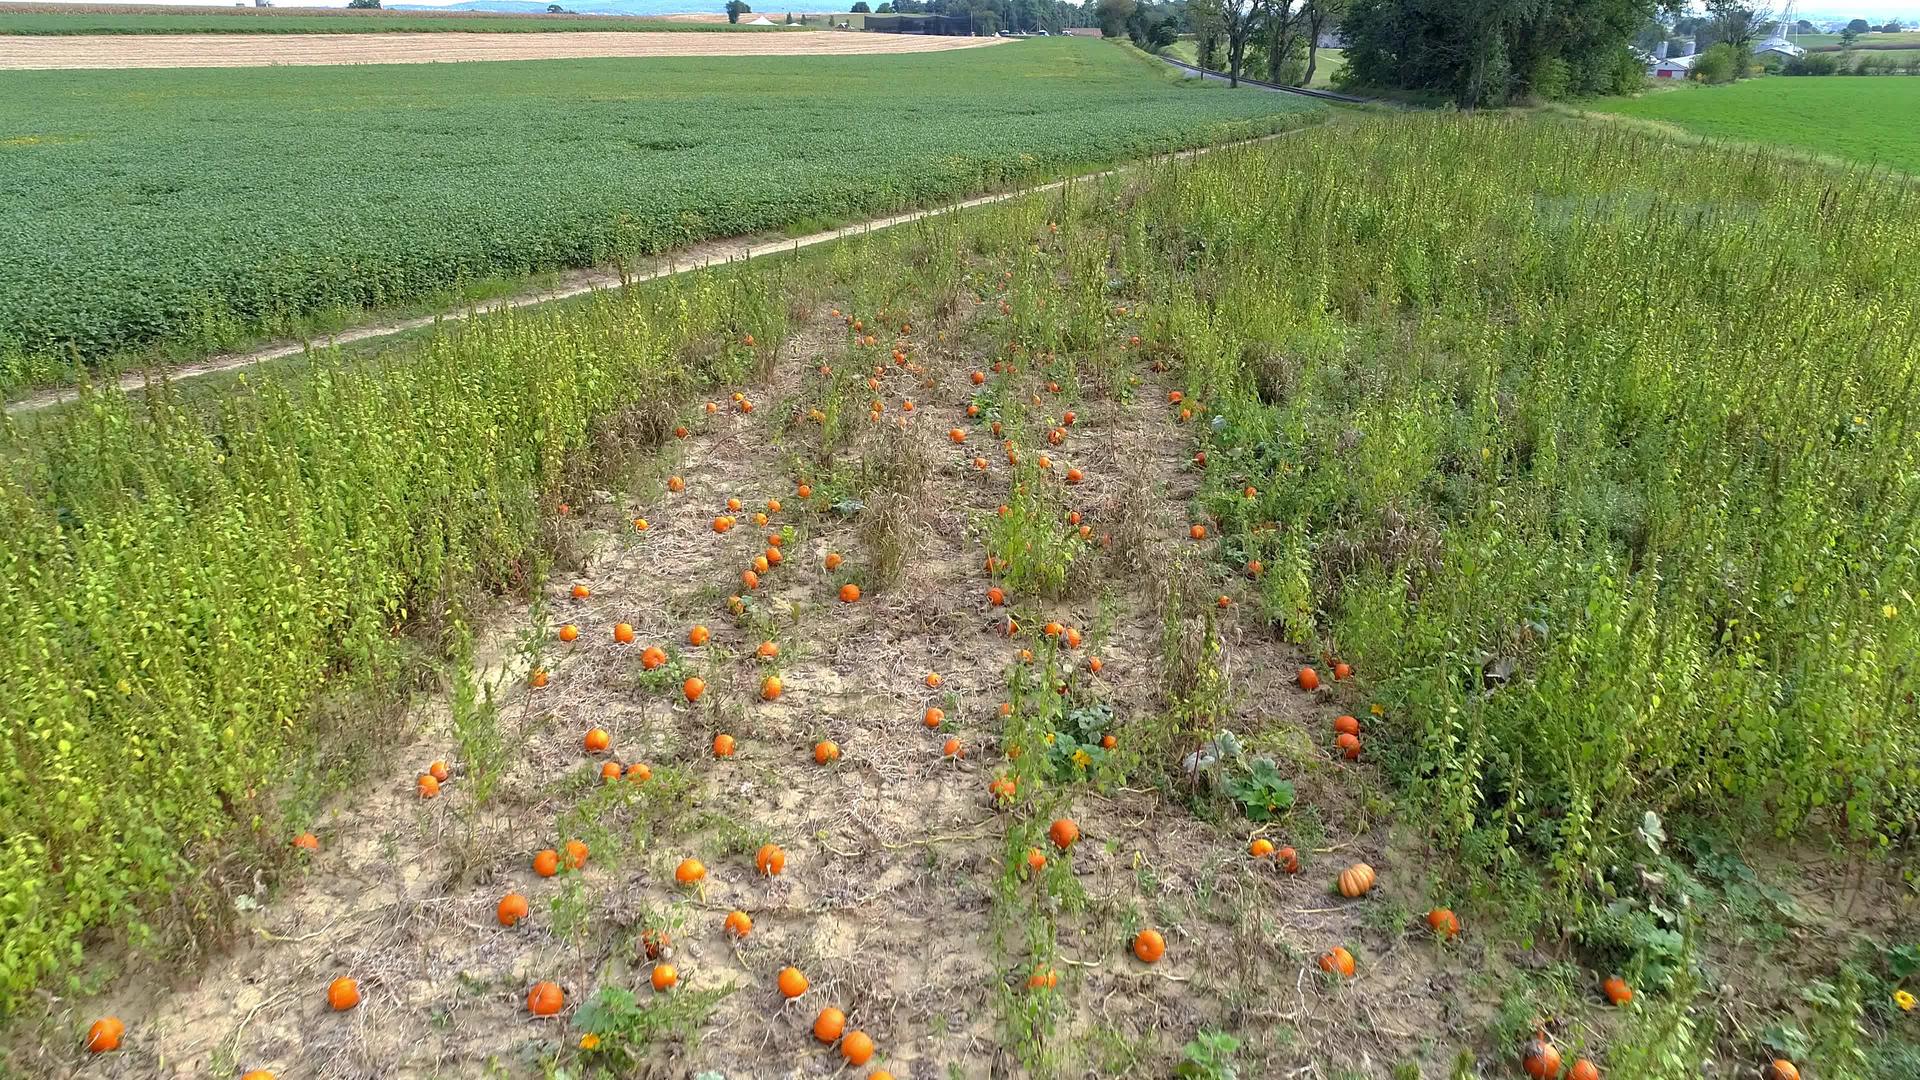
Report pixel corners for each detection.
[1569,1060,1600,1080]
[533,849,560,877]
[1334,715,1361,736]
[838,583,862,603]
[724,910,752,937]
[1427,908,1461,939]
[564,839,589,870]
[497,893,530,927]
[674,858,706,884]
[755,843,786,876]
[684,676,707,703]
[813,1006,846,1043]
[327,977,361,1011]
[614,623,635,644]
[584,728,611,753]
[760,675,783,700]
[1522,1039,1562,1079]
[1048,818,1080,850]
[1336,863,1376,898]
[649,964,677,992]
[527,981,565,1016]
[1602,975,1633,1006]
[1250,838,1276,859]
[1132,928,1166,964]
[1763,1061,1800,1080]
[777,966,809,999]
[558,624,580,642]
[814,740,841,764]
[1318,946,1356,978]
[841,1030,875,1066]
[85,1017,125,1054]
[1277,846,1300,873]
[1297,667,1321,691]
[712,733,735,757]
[923,707,945,728]
[292,832,320,852]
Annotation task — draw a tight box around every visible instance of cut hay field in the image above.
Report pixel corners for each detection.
[0,3,772,35]
[3,114,1916,1078]
[0,40,1319,393]
[1585,76,1920,174]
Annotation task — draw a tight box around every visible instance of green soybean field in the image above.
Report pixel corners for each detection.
[0,40,1319,392]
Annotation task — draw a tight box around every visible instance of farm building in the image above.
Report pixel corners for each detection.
[1753,35,1807,59]
[1649,54,1695,78]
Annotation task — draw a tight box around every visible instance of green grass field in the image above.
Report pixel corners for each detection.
[0,5,780,35]
[1586,76,1920,174]
[1798,29,1920,49]
[0,41,1318,390]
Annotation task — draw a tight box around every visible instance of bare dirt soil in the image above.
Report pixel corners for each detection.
[0,30,1002,70]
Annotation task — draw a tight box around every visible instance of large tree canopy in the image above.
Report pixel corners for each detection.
[1343,0,1658,106]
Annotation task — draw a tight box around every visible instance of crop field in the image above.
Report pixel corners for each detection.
[1586,76,1920,174]
[0,40,1317,393]
[1800,30,1920,49]
[0,28,995,70]
[0,4,770,35]
[1162,40,1347,87]
[3,114,1916,1078]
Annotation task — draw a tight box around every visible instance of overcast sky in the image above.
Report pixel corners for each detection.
[8,0,1916,14]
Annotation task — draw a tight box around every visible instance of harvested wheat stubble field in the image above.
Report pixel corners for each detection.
[0,29,995,70]
[5,115,1919,1078]
[0,40,1318,393]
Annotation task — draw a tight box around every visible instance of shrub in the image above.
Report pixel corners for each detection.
[1690,42,1742,83]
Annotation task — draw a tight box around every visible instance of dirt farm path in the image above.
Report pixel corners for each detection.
[25,235,1428,1077]
[0,29,1003,70]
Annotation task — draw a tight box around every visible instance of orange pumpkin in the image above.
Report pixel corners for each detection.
[497,893,530,927]
[416,774,441,799]
[584,728,611,753]
[1333,661,1353,680]
[923,707,945,729]
[571,583,591,599]
[1336,863,1376,898]
[1602,975,1633,1006]
[1297,667,1321,691]
[429,762,451,785]
[675,858,706,884]
[943,738,964,759]
[527,981,565,1016]
[1132,928,1166,964]
[649,964,678,992]
[292,832,320,852]
[529,668,549,688]
[327,977,361,1011]
[825,552,844,571]
[1318,946,1356,978]
[841,1030,875,1066]
[533,849,560,877]
[1334,715,1361,736]
[684,677,707,703]
[85,1017,125,1054]
[724,910,752,937]
[1569,1060,1601,1080]
[1048,818,1080,850]
[598,761,621,782]
[838,583,862,603]
[1027,966,1058,990]
[777,966,809,999]
[626,762,652,782]
[813,1006,846,1043]
[989,776,1018,802]
[614,623,635,644]
[1427,908,1461,939]
[760,675,783,700]
[564,840,589,870]
[1250,838,1276,858]
[1763,1061,1800,1080]
[814,740,841,764]
[712,733,735,757]
[1277,846,1300,873]
[755,843,786,876]
[1522,1039,1562,1079]
[558,624,580,642]
[1190,524,1207,540]
[1336,732,1362,760]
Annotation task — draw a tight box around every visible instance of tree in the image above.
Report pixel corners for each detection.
[1096,0,1137,36]
[1792,18,1812,33]
[1187,0,1226,68]
[1845,18,1870,35]
[547,4,567,12]
[725,0,751,21]
[1882,21,1903,33]
[1701,2,1770,54]
[1302,0,1346,86]
[345,0,380,8]
[876,1,892,9]
[1219,0,1263,86]
[1691,39,1740,81]
[1840,26,1859,46]
[850,1,869,10]
[1261,0,1307,84]
[1344,0,1660,107]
